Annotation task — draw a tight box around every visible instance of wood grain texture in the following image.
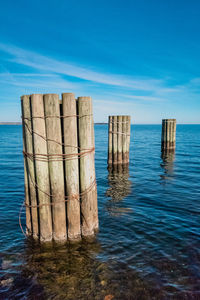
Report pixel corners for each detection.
[21,97,32,236]
[78,97,95,237]
[108,116,113,165]
[21,95,38,238]
[112,116,118,165]
[122,116,127,164]
[44,94,67,242]
[126,116,131,164]
[90,98,98,231]
[62,93,81,241]
[31,94,52,242]
[117,116,123,164]
[161,119,176,150]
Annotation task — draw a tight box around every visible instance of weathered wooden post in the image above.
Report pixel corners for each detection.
[117,116,123,164]
[161,119,176,150]
[21,93,98,242]
[107,115,131,166]
[62,93,81,241]
[21,97,32,236]
[44,94,67,242]
[113,116,118,165]
[78,97,97,237]
[30,94,53,242]
[122,116,127,164]
[90,99,99,232]
[126,116,131,164]
[21,95,38,238]
[108,116,113,165]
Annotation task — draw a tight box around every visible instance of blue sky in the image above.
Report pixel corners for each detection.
[0,0,200,123]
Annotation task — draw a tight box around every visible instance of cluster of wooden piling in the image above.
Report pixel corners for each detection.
[161,119,176,151]
[21,93,98,242]
[108,116,131,166]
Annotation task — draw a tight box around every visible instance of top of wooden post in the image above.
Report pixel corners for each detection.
[162,119,176,122]
[62,93,75,97]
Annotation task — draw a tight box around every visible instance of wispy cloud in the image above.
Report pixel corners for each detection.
[0,42,200,123]
[0,42,165,93]
[0,72,79,90]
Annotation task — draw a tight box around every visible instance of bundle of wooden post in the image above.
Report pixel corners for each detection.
[21,93,98,242]
[161,119,176,151]
[108,116,131,166]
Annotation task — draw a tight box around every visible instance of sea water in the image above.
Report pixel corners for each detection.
[0,125,200,299]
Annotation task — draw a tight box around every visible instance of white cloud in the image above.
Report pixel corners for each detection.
[0,42,199,123]
[0,42,164,92]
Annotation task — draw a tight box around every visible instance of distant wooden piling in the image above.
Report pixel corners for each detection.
[108,115,131,166]
[117,116,123,164]
[122,116,127,164]
[31,94,52,242]
[21,95,38,238]
[21,93,98,242]
[126,116,131,164]
[44,94,67,242]
[62,93,81,241]
[161,119,176,150]
[112,116,118,165]
[108,116,113,165]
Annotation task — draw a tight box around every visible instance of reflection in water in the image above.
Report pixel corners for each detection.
[2,239,172,300]
[106,165,132,216]
[18,239,113,300]
[160,149,175,181]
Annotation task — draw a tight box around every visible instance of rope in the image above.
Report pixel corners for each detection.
[109,131,130,136]
[23,113,93,120]
[19,177,97,236]
[19,178,96,237]
[110,120,129,124]
[19,112,96,237]
[19,201,27,237]
[24,121,93,150]
[23,147,95,162]
[25,179,96,208]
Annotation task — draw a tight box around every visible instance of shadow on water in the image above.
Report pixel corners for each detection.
[0,238,168,300]
[160,149,175,181]
[1,238,177,300]
[105,164,132,216]
[1,238,112,300]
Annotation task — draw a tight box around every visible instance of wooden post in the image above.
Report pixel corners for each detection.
[122,116,127,164]
[21,95,38,238]
[21,92,98,242]
[90,99,98,231]
[161,119,176,150]
[126,116,131,164]
[77,96,95,237]
[108,115,131,166]
[112,116,118,165]
[172,119,176,148]
[62,93,81,241]
[117,116,123,164]
[21,97,32,236]
[44,94,67,242]
[31,94,52,242]
[108,116,113,165]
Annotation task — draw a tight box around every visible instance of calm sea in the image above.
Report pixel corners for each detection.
[0,124,200,299]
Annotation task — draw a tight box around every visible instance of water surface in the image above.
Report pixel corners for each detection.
[0,124,200,299]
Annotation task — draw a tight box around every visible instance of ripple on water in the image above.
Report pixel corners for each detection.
[0,124,200,299]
